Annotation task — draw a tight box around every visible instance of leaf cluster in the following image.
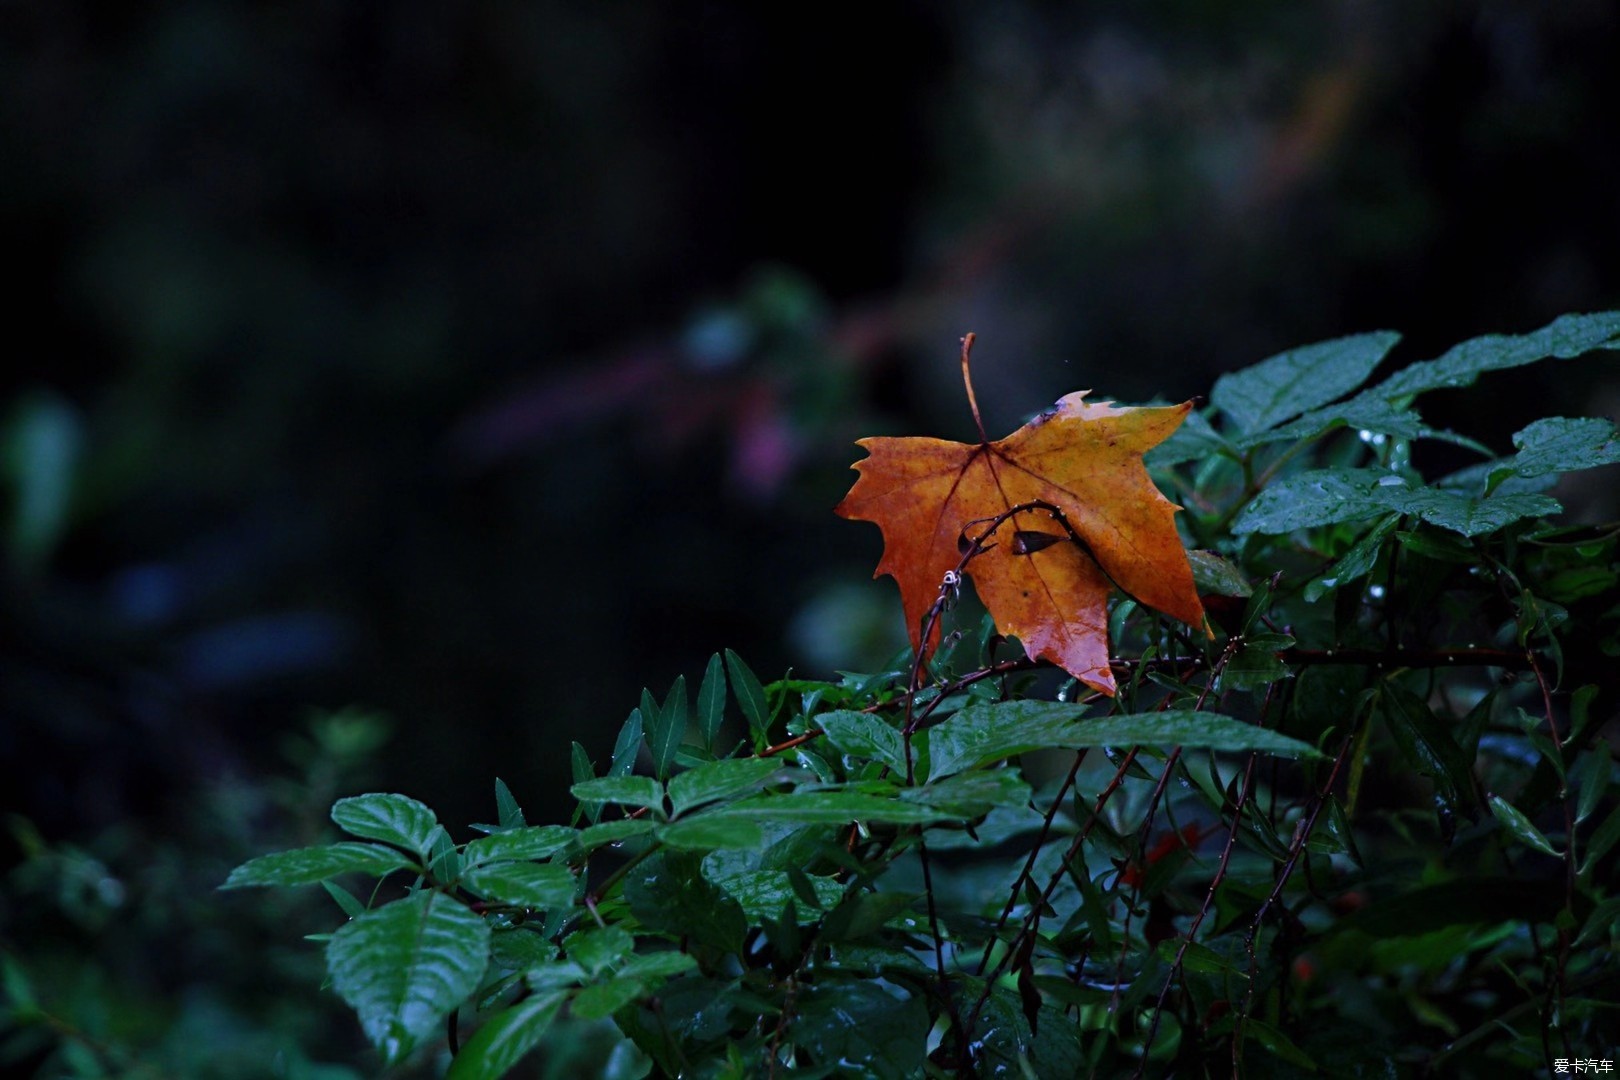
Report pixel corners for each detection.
[223,314,1620,1078]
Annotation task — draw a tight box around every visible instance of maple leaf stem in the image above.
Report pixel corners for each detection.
[960,331,988,443]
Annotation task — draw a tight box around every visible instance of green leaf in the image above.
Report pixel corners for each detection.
[428,826,461,881]
[322,880,368,919]
[576,818,657,852]
[667,758,782,816]
[1232,469,1389,534]
[1373,482,1561,537]
[1574,743,1612,825]
[724,649,771,743]
[657,815,767,851]
[706,869,843,923]
[900,769,1031,817]
[617,951,698,981]
[464,825,576,866]
[327,891,491,1063]
[460,862,577,910]
[817,710,909,775]
[571,741,598,825]
[445,989,566,1080]
[610,709,644,779]
[1379,682,1477,817]
[1242,1016,1319,1070]
[1187,549,1252,598]
[625,852,747,953]
[697,653,727,749]
[701,789,962,827]
[221,842,413,889]
[1492,416,1620,486]
[1304,514,1400,601]
[650,676,688,781]
[564,925,635,975]
[1220,636,1295,692]
[1582,801,1620,878]
[572,976,644,1020]
[1486,794,1562,858]
[927,704,1321,780]
[792,982,930,1075]
[493,779,526,830]
[331,794,441,858]
[1212,331,1399,435]
[571,775,665,811]
[1372,311,1620,400]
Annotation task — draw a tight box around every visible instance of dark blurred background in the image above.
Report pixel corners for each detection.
[4,2,1619,1074]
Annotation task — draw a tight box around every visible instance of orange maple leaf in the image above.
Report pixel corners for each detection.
[836,335,1207,695]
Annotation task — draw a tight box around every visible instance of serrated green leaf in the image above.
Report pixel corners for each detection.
[222,842,413,889]
[927,703,1320,780]
[327,891,491,1063]
[697,653,727,749]
[1233,469,1390,534]
[1213,331,1399,435]
[461,862,577,910]
[445,989,566,1080]
[331,794,441,858]
[1492,416,1620,489]
[1374,311,1620,399]
[428,826,460,881]
[818,710,909,775]
[1486,794,1562,857]
[571,775,665,811]
[464,825,576,866]
[493,779,525,830]
[610,709,644,779]
[724,649,771,743]
[667,758,782,816]
[1373,482,1561,537]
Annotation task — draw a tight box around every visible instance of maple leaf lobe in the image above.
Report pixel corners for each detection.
[836,391,1206,695]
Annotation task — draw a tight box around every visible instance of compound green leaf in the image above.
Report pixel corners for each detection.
[327,891,491,1063]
